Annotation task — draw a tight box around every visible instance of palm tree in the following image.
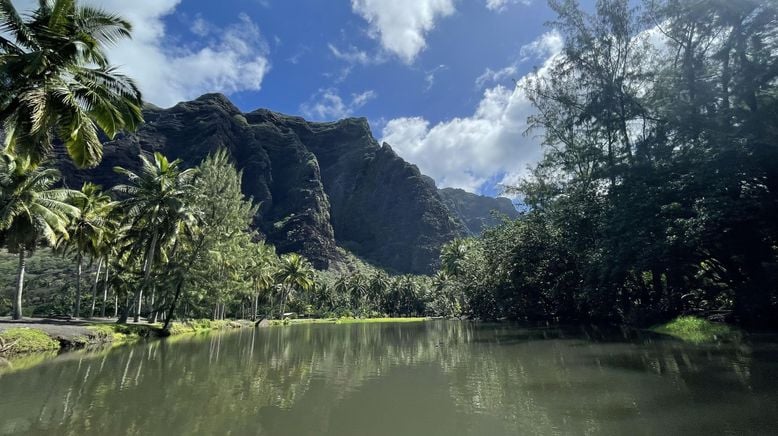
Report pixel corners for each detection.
[248,242,277,321]
[274,253,314,319]
[0,156,80,319]
[0,0,143,168]
[113,152,196,323]
[440,239,469,277]
[57,182,114,318]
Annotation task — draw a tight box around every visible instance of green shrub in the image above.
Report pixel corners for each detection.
[0,328,59,353]
[652,316,739,343]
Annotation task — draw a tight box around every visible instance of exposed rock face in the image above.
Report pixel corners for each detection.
[438,188,521,235]
[60,94,465,273]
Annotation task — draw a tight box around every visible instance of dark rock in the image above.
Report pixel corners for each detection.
[438,187,520,236]
[59,94,468,273]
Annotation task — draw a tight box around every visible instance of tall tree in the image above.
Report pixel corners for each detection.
[58,182,113,318]
[0,0,143,168]
[0,156,80,319]
[274,253,315,319]
[113,152,196,323]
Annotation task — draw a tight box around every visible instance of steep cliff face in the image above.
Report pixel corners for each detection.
[59,94,462,273]
[438,188,521,235]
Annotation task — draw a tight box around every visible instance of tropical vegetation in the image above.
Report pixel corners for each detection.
[436,0,778,328]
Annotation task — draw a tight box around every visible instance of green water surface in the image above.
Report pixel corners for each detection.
[0,321,776,435]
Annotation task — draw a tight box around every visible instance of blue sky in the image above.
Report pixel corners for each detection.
[14,0,578,196]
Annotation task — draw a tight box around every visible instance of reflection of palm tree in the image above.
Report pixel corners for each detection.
[0,157,80,319]
[274,253,314,319]
[0,0,143,168]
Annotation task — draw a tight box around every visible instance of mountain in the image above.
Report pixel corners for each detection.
[59,94,472,274]
[59,94,519,273]
[438,188,520,235]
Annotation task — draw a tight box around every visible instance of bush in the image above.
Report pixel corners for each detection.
[0,328,59,354]
[652,316,739,343]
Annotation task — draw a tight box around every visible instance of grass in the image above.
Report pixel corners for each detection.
[335,317,427,324]
[652,316,740,343]
[0,327,60,354]
[86,323,159,344]
[166,319,247,335]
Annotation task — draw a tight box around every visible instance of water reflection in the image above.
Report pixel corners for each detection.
[0,322,776,435]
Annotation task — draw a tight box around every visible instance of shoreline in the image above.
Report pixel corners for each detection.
[0,317,255,357]
[0,316,432,358]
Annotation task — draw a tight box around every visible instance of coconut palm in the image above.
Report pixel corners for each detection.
[57,182,114,318]
[113,152,196,323]
[440,239,469,277]
[0,0,143,168]
[248,242,277,321]
[274,253,315,319]
[0,155,80,319]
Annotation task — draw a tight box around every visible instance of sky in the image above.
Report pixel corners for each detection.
[13,0,575,197]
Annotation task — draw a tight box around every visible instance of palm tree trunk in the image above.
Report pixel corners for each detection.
[89,257,103,318]
[135,232,158,323]
[12,248,26,320]
[75,254,83,318]
[101,260,110,318]
[148,285,157,324]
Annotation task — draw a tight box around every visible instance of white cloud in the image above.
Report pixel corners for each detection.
[328,44,385,66]
[300,89,377,121]
[350,0,455,64]
[485,0,532,12]
[475,65,518,89]
[190,15,212,37]
[382,34,563,194]
[424,64,448,91]
[519,30,563,61]
[11,0,271,108]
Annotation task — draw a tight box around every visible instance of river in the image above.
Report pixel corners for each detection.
[0,321,777,435]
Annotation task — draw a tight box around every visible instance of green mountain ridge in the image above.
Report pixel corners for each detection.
[58,93,515,274]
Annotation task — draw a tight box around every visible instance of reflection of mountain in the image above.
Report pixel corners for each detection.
[0,323,775,435]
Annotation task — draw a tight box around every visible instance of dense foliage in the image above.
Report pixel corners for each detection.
[0,149,454,326]
[441,0,778,328]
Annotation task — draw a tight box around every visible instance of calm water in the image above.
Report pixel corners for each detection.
[1,321,777,435]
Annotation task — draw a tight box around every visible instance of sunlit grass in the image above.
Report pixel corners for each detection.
[0,327,60,354]
[651,316,739,343]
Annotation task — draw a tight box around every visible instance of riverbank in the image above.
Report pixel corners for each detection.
[266,317,429,326]
[0,317,254,356]
[0,316,431,357]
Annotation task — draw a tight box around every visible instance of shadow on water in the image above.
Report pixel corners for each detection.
[0,320,776,435]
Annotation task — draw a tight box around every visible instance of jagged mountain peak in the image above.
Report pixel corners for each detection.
[60,95,516,273]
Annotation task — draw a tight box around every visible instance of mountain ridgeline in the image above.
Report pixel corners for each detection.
[59,94,516,274]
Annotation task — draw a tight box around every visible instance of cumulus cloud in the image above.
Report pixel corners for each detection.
[519,30,564,60]
[382,33,563,194]
[485,0,532,12]
[350,0,455,64]
[12,0,271,108]
[300,89,377,121]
